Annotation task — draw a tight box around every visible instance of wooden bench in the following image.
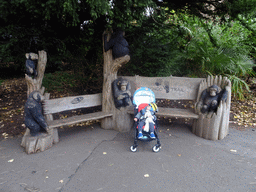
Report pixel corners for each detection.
[21,92,113,154]
[123,75,231,141]
[43,93,113,137]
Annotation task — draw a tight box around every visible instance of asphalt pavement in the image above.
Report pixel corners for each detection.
[0,121,256,192]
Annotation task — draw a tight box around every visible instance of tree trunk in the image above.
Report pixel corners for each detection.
[25,50,47,97]
[101,32,132,132]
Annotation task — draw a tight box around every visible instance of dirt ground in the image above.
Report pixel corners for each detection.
[0,77,255,139]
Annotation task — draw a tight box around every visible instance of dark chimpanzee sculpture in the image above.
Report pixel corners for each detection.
[25,53,37,79]
[112,78,132,109]
[104,28,129,59]
[198,84,228,113]
[24,91,48,136]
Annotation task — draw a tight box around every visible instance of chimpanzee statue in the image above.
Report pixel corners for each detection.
[198,84,228,113]
[25,53,38,79]
[24,91,48,136]
[112,78,132,109]
[104,28,129,59]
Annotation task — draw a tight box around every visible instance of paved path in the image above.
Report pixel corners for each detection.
[0,122,256,192]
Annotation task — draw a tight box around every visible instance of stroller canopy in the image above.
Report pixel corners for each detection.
[133,87,156,108]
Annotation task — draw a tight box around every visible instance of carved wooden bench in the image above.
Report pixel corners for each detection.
[43,92,113,139]
[21,92,113,154]
[124,75,231,140]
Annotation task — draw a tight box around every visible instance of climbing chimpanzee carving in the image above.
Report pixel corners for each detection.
[25,53,38,79]
[104,28,129,59]
[24,91,48,136]
[112,78,132,109]
[198,84,228,113]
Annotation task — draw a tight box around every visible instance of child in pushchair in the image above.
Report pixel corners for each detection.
[130,87,161,152]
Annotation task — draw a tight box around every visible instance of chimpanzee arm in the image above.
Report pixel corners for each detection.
[34,68,38,78]
[104,34,115,52]
[119,38,129,47]
[220,89,228,102]
[29,105,48,130]
[199,89,208,104]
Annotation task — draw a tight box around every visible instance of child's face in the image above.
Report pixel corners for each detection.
[146,105,151,110]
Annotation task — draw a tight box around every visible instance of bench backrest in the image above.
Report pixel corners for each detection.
[121,76,205,100]
[43,76,206,115]
[43,93,102,115]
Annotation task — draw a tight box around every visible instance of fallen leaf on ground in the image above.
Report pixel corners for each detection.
[8,159,14,162]
[144,174,149,177]
[177,154,181,157]
[103,152,107,155]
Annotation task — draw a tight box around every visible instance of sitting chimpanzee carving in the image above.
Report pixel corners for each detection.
[112,78,132,109]
[198,84,228,113]
[104,28,129,59]
[25,53,38,79]
[24,91,48,136]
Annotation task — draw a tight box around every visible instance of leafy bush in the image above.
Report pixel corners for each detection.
[0,79,4,86]
[42,71,78,93]
[123,13,255,99]
[175,15,256,99]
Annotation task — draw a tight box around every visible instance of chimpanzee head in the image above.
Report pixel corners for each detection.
[208,85,221,97]
[29,91,44,103]
[117,79,129,91]
[113,27,125,38]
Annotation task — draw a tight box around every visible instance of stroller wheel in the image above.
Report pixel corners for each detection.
[130,145,137,152]
[152,145,160,153]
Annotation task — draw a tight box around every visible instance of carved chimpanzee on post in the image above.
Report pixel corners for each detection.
[25,53,38,79]
[104,28,129,59]
[112,78,132,109]
[24,91,48,136]
[198,84,228,113]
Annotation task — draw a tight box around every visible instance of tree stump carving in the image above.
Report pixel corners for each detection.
[21,51,58,154]
[101,32,133,132]
[192,75,231,140]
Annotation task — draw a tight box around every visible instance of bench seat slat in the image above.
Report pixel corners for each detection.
[127,107,199,119]
[47,112,113,129]
[156,107,199,119]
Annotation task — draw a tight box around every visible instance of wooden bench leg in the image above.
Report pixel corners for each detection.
[21,128,56,154]
[48,128,59,144]
[114,107,133,132]
[193,101,229,141]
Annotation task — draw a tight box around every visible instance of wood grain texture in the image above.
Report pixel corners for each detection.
[25,51,47,97]
[101,31,131,131]
[43,93,102,114]
[47,111,113,129]
[128,107,199,119]
[193,75,231,140]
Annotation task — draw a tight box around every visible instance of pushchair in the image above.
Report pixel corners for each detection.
[130,87,161,152]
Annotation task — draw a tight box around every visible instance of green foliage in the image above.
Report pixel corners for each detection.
[1,0,256,99]
[178,15,256,99]
[122,9,256,99]
[42,71,78,93]
[0,0,108,69]
[225,74,250,100]
[0,79,4,86]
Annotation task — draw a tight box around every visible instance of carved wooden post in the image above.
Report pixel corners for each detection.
[101,32,132,132]
[25,50,47,96]
[22,50,58,154]
[192,75,231,140]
